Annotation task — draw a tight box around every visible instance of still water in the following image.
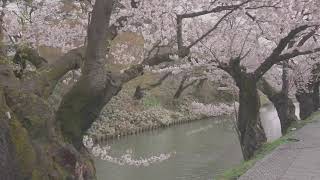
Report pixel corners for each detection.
[95,103,291,180]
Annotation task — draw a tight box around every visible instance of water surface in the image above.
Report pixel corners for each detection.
[95,104,287,180]
[95,118,242,180]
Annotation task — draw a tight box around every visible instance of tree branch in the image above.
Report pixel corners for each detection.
[187,10,234,49]
[174,75,198,99]
[13,47,48,69]
[21,46,85,98]
[253,25,314,80]
[257,77,278,98]
[142,51,174,66]
[119,64,144,83]
[83,0,113,75]
[176,16,183,51]
[56,0,114,148]
[176,0,254,54]
[297,26,319,47]
[143,72,171,90]
[178,0,251,19]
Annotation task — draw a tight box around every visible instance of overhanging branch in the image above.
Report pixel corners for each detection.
[253,25,315,80]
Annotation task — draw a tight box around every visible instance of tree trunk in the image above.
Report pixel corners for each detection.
[312,81,320,111]
[0,0,115,179]
[219,59,267,160]
[134,85,144,99]
[277,61,298,133]
[57,0,114,148]
[237,75,267,160]
[313,81,319,110]
[196,78,207,89]
[0,0,197,178]
[312,62,320,110]
[296,92,314,120]
[0,59,96,179]
[0,89,21,180]
[258,77,298,134]
[271,93,297,133]
[296,62,320,120]
[281,60,290,124]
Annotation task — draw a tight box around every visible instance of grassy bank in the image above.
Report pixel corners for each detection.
[216,111,320,180]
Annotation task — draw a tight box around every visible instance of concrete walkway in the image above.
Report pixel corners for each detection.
[239,117,320,180]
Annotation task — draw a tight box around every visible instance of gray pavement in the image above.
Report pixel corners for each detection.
[239,117,320,180]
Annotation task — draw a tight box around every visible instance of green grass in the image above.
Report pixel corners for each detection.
[216,111,320,180]
[142,95,161,108]
[216,137,289,180]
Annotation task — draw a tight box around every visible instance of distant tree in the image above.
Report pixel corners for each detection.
[295,57,320,119]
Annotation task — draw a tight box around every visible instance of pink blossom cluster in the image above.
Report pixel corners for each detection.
[83,135,175,167]
[3,0,88,52]
[112,0,320,93]
[1,0,319,107]
[189,101,235,117]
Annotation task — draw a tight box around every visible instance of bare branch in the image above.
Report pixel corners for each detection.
[277,47,320,61]
[178,0,251,19]
[297,26,319,47]
[245,2,281,10]
[21,46,85,98]
[142,72,171,90]
[187,10,234,49]
[142,52,174,66]
[174,75,197,99]
[253,25,313,80]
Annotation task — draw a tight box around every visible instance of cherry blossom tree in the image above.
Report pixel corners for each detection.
[1,0,320,179]
[257,64,299,134]
[122,0,320,159]
[193,4,320,159]
[0,0,114,179]
[294,54,320,119]
[2,0,88,52]
[31,0,320,160]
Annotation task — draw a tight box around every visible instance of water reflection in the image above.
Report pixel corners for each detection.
[294,103,300,120]
[260,102,300,142]
[260,104,282,142]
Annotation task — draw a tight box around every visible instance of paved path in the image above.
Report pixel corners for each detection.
[239,117,320,180]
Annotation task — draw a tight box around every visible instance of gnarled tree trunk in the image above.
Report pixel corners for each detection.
[0,57,96,179]
[236,75,267,160]
[219,58,268,160]
[271,93,297,133]
[258,77,298,134]
[0,0,179,178]
[0,0,113,179]
[296,92,315,119]
[217,22,319,161]
[0,89,21,179]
